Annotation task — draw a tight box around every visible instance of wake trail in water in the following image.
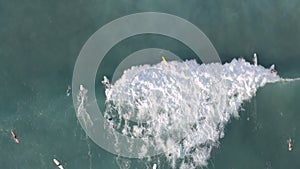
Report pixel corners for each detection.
[280,77,300,82]
[77,85,93,130]
[77,58,299,168]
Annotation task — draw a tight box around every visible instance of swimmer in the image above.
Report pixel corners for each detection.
[288,138,293,151]
[101,76,111,88]
[253,52,258,66]
[66,85,71,96]
[11,130,19,144]
[53,158,64,169]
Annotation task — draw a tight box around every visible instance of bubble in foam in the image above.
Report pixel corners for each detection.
[103,58,281,168]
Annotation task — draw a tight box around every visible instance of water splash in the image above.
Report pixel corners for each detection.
[102,58,283,168]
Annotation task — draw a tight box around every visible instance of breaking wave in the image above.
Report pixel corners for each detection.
[78,58,293,168]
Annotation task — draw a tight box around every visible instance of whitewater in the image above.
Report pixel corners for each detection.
[78,58,296,168]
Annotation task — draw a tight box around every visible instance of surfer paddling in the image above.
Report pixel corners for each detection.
[288,138,293,151]
[53,158,64,169]
[11,130,19,144]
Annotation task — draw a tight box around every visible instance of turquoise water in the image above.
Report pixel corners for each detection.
[1,1,300,169]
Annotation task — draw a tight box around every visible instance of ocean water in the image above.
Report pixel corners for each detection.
[1,1,300,169]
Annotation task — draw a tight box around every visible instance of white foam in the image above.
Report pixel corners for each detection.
[103,58,282,167]
[77,85,93,129]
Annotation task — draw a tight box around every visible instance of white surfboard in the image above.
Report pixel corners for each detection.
[270,64,275,70]
[53,158,64,169]
[253,53,258,66]
[153,163,157,169]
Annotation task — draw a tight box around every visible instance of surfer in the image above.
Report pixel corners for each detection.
[101,76,111,88]
[253,52,258,66]
[66,85,71,96]
[53,158,64,169]
[270,64,277,74]
[288,138,293,151]
[11,130,19,144]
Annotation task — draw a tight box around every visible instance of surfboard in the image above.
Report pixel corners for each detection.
[11,130,19,144]
[53,158,64,169]
[162,56,167,62]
